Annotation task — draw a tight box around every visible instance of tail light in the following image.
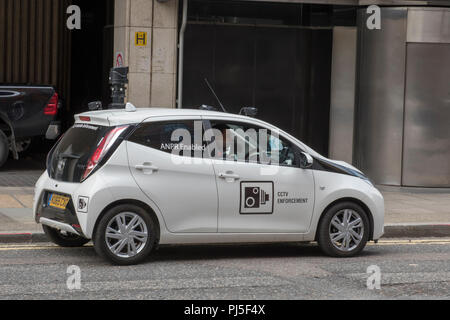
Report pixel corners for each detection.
[81,125,129,181]
[46,133,65,177]
[44,92,59,115]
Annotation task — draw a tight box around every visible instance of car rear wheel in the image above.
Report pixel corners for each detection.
[317,201,369,257]
[42,225,90,247]
[93,204,157,265]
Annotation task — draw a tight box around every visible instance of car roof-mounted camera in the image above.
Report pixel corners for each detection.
[198,105,217,111]
[239,107,258,117]
[125,102,137,112]
[88,101,103,111]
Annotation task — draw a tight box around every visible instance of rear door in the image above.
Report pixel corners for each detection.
[126,116,218,233]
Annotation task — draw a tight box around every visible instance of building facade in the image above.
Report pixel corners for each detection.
[1,0,449,187]
[116,0,450,188]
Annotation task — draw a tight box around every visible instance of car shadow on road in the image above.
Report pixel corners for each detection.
[143,242,382,263]
[54,242,382,266]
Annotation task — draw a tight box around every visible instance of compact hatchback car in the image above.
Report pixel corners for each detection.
[33,105,384,265]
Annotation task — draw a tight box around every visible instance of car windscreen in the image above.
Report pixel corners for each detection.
[48,123,111,182]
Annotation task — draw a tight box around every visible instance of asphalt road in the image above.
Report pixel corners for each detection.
[0,239,449,300]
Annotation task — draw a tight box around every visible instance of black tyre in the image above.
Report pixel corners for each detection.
[42,225,90,247]
[16,138,32,156]
[317,201,370,257]
[0,130,9,168]
[93,204,157,265]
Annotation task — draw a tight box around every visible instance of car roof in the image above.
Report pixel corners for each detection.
[74,107,259,126]
[74,105,320,158]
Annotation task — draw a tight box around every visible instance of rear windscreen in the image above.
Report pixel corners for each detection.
[48,123,110,182]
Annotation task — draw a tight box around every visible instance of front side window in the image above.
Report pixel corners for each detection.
[207,120,299,167]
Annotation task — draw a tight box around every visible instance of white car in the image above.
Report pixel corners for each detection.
[33,105,384,265]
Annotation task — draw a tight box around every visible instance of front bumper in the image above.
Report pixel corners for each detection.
[371,187,385,240]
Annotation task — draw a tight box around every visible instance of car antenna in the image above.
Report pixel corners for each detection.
[204,78,227,113]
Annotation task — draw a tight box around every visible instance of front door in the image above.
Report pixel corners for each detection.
[206,118,315,233]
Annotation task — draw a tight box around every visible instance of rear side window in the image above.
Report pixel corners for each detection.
[128,120,205,158]
[48,124,111,182]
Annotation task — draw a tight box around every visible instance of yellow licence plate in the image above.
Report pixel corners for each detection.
[48,194,70,210]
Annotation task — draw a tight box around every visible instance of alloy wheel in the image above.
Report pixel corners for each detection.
[105,212,149,258]
[328,209,364,252]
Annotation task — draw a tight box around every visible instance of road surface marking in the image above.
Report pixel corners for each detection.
[0,244,93,251]
[370,238,450,245]
[0,239,449,251]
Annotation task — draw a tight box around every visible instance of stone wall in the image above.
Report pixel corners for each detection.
[113,0,178,108]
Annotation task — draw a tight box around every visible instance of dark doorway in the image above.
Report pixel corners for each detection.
[182,23,332,156]
[0,0,114,129]
[0,0,114,163]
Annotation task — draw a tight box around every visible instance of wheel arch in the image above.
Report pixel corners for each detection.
[92,199,161,244]
[0,112,18,159]
[0,117,11,135]
[314,197,374,241]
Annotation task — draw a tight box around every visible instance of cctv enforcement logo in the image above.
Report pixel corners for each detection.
[240,181,274,214]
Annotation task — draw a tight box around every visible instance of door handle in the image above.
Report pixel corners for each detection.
[218,171,240,182]
[135,162,159,173]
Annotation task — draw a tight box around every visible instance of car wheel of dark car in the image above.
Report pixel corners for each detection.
[16,139,32,154]
[0,130,9,168]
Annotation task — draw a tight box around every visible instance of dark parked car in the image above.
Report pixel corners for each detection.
[0,85,61,167]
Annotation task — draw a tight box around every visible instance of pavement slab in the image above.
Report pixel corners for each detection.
[0,185,448,240]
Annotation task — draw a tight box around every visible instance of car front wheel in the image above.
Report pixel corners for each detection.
[317,201,370,257]
[93,204,157,265]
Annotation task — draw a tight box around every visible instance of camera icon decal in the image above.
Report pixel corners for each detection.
[77,196,89,213]
[240,181,274,214]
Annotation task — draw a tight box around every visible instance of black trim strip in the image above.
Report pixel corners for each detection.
[312,157,369,181]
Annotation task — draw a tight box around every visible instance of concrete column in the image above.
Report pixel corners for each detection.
[328,26,357,164]
[151,0,178,108]
[113,0,178,108]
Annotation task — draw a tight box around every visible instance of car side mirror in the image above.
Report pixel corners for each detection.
[299,152,313,169]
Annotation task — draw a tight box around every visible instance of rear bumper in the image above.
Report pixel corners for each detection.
[34,189,85,236]
[33,170,117,239]
[40,218,81,236]
[45,121,61,140]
